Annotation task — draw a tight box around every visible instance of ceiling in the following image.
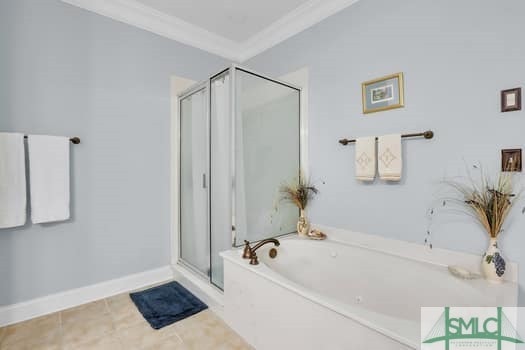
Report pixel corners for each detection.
[135,0,310,42]
[61,0,361,61]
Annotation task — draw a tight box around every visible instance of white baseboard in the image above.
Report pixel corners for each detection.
[0,266,173,327]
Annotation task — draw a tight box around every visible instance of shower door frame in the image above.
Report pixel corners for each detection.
[176,64,303,290]
[177,81,211,280]
[226,65,303,247]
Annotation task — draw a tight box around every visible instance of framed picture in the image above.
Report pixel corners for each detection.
[501,149,522,172]
[501,88,521,112]
[362,72,404,114]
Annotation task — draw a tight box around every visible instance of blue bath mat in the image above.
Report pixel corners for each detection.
[130,281,208,329]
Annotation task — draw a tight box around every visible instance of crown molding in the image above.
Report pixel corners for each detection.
[61,0,361,62]
[61,0,240,61]
[238,0,361,61]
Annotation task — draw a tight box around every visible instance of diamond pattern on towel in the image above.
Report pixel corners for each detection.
[356,152,372,169]
[379,148,397,168]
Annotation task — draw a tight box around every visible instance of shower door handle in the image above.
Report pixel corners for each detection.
[202,173,207,189]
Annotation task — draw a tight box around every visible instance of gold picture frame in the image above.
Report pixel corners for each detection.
[362,72,405,114]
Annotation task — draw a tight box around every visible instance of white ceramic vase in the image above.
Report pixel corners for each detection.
[297,209,310,237]
[481,237,506,283]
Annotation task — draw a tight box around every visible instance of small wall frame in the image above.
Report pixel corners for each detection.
[501,88,521,112]
[362,72,405,114]
[501,149,522,172]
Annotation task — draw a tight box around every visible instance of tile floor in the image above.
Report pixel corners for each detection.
[0,284,252,350]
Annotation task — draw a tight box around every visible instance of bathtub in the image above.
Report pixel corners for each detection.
[220,226,518,350]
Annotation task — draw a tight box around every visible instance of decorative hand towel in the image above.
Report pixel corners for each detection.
[28,135,70,223]
[378,134,402,181]
[0,133,27,228]
[355,136,376,181]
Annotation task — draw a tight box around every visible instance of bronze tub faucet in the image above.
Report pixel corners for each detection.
[242,238,280,265]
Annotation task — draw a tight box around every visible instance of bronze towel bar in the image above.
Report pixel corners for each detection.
[24,135,81,144]
[338,130,434,146]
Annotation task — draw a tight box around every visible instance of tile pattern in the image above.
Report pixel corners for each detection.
[0,284,252,350]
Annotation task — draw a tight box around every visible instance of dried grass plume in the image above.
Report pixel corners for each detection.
[280,177,318,210]
[445,166,521,238]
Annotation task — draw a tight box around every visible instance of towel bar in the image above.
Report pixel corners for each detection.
[24,135,80,144]
[339,130,433,146]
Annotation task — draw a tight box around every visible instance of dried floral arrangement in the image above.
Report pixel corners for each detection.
[426,165,523,249]
[445,168,520,238]
[280,177,318,210]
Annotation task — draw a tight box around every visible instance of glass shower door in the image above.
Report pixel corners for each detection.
[210,71,232,289]
[234,68,301,244]
[179,87,210,277]
[178,66,301,290]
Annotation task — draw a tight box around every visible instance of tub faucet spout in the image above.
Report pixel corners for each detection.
[242,238,280,265]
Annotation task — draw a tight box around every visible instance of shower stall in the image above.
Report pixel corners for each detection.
[178,66,302,290]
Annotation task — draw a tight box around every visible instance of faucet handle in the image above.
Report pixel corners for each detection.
[242,240,251,259]
[249,253,259,265]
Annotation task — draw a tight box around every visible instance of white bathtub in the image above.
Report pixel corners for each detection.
[221,226,518,350]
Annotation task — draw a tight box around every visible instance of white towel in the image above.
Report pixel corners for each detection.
[28,135,70,224]
[0,133,27,228]
[378,134,402,181]
[355,136,376,181]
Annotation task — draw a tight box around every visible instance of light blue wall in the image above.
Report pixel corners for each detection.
[0,0,228,305]
[246,0,525,302]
